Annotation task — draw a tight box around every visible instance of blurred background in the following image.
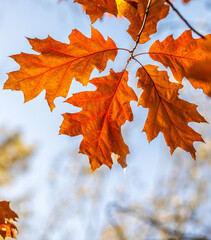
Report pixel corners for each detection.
[0,0,210,239]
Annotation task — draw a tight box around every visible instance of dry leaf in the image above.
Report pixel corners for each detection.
[185,36,211,96]
[149,31,211,97]
[4,27,117,111]
[0,201,18,239]
[60,69,137,171]
[137,65,206,159]
[116,0,169,43]
[74,0,118,23]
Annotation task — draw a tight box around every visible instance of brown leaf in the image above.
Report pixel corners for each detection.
[60,69,137,171]
[74,0,118,23]
[116,0,169,43]
[4,27,117,111]
[0,201,18,239]
[137,65,206,159]
[149,31,211,97]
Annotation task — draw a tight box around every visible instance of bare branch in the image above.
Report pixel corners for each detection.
[166,0,205,39]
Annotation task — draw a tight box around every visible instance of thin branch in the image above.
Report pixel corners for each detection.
[165,0,205,39]
[106,203,128,240]
[131,57,144,67]
[133,52,149,58]
[117,48,131,53]
[111,203,182,238]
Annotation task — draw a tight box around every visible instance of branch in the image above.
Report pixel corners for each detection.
[110,203,210,239]
[110,203,182,238]
[106,203,128,240]
[165,0,205,39]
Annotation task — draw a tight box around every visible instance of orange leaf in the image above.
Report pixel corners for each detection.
[185,36,211,97]
[169,0,191,3]
[4,27,117,111]
[137,65,206,159]
[149,31,211,97]
[0,201,18,239]
[116,0,169,43]
[60,69,137,171]
[74,0,118,23]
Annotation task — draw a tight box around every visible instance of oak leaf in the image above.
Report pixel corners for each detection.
[185,36,211,97]
[137,65,206,159]
[116,0,169,43]
[0,201,18,239]
[74,0,118,23]
[149,31,211,97]
[60,69,137,171]
[4,27,117,111]
[169,0,191,3]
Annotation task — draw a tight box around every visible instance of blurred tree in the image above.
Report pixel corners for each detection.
[0,129,34,240]
[25,126,211,240]
[102,140,211,240]
[0,129,34,185]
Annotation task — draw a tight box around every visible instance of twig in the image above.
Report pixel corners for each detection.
[165,0,205,39]
[106,203,128,240]
[126,0,152,66]
[111,203,182,238]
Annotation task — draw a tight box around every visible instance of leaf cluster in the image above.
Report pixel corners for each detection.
[3,0,211,171]
[0,1,211,238]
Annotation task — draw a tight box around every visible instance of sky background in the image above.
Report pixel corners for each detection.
[0,0,210,239]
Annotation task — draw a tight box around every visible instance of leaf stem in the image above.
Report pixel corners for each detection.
[165,0,205,39]
[117,48,131,53]
[131,57,144,68]
[133,52,150,58]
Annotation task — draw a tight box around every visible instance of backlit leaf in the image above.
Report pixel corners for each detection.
[74,0,118,23]
[137,65,206,159]
[4,27,117,111]
[0,201,18,239]
[60,70,137,171]
[116,0,169,43]
[149,31,211,97]
[185,36,211,97]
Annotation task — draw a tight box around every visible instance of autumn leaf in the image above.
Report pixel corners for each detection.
[149,30,211,97]
[116,0,169,43]
[137,65,206,159]
[4,27,117,111]
[74,0,118,23]
[60,69,137,171]
[123,0,138,9]
[185,36,211,97]
[0,201,18,239]
[4,0,210,171]
[169,0,191,3]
